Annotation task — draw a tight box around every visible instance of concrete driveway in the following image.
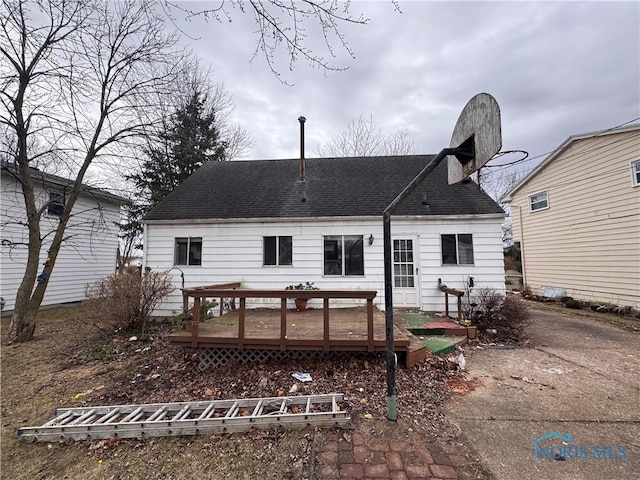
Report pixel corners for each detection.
[445,307,640,480]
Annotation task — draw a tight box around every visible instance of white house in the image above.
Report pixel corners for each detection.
[504,124,640,307]
[1,162,126,311]
[143,155,506,316]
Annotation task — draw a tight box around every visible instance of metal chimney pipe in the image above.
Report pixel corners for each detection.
[298,116,306,180]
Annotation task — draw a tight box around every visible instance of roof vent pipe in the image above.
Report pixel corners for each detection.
[298,116,306,180]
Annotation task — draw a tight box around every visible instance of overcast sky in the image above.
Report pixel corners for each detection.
[170,0,639,176]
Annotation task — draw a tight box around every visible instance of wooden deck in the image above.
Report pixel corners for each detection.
[168,306,410,352]
[167,285,427,366]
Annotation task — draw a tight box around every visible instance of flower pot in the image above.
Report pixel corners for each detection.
[294,298,308,311]
[466,326,477,340]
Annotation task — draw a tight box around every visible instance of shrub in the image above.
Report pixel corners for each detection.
[463,287,531,343]
[85,271,174,335]
[174,299,219,323]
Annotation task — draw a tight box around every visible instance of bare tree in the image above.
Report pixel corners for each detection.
[164,0,372,82]
[0,0,183,342]
[478,167,525,244]
[317,115,419,157]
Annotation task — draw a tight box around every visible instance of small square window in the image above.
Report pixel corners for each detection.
[174,237,202,266]
[441,234,474,265]
[263,236,292,266]
[323,235,364,276]
[529,190,549,212]
[631,160,640,187]
[47,192,64,216]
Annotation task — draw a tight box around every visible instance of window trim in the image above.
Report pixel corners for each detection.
[174,237,202,266]
[631,160,640,187]
[323,234,364,277]
[528,190,549,212]
[440,233,475,266]
[262,235,293,266]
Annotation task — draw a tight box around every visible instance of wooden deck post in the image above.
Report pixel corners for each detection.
[323,298,330,351]
[280,298,287,351]
[238,298,246,348]
[367,298,374,352]
[191,296,200,347]
[444,292,450,319]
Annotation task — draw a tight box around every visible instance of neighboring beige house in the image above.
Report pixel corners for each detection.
[504,124,640,308]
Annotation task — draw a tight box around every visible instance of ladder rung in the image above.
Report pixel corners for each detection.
[147,407,166,422]
[69,410,96,425]
[198,404,215,420]
[225,402,239,418]
[95,409,120,424]
[44,411,74,426]
[172,406,191,421]
[122,407,143,423]
[251,400,263,417]
[305,397,311,414]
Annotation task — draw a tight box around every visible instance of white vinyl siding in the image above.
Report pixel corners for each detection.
[510,129,640,306]
[1,174,122,311]
[144,216,505,317]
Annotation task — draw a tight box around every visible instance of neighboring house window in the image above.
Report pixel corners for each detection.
[631,160,640,187]
[47,192,64,216]
[323,235,364,276]
[174,237,202,266]
[263,236,292,266]
[441,234,474,265]
[529,190,549,212]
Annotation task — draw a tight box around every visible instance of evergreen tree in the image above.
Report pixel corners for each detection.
[123,89,227,248]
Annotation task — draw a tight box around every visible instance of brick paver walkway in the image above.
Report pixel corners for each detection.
[313,419,482,479]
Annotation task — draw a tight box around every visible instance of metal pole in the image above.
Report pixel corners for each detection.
[382,144,472,421]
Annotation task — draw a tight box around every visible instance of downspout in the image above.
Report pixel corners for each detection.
[516,205,527,288]
[142,222,148,273]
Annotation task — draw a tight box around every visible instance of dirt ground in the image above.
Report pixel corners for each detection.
[1,306,466,480]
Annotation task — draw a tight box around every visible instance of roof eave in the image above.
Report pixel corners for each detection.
[143,213,505,225]
[504,123,640,202]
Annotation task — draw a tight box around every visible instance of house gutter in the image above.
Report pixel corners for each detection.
[142,213,505,226]
[516,205,527,287]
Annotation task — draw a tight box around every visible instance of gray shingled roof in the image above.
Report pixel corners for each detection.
[143,155,504,221]
[1,160,127,204]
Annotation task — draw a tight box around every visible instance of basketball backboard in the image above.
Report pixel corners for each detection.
[448,93,502,184]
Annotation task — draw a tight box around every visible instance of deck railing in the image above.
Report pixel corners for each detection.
[181,284,378,351]
[438,284,465,321]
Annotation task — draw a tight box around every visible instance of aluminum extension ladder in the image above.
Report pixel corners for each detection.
[17,393,349,442]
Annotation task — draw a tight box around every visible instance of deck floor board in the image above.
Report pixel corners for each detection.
[168,306,410,351]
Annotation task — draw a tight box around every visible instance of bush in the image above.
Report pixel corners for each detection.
[174,299,219,323]
[463,287,531,343]
[85,271,174,335]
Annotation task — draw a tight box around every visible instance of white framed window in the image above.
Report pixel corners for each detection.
[263,236,292,266]
[529,190,549,212]
[441,234,474,265]
[174,237,202,266]
[47,192,64,216]
[323,235,364,276]
[631,160,640,187]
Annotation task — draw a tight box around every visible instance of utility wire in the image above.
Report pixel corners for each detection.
[486,117,640,173]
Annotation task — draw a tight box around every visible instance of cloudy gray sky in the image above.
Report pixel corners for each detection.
[172,0,639,176]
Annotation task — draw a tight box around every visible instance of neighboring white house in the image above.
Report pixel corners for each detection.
[504,124,640,307]
[1,162,126,311]
[143,155,506,317]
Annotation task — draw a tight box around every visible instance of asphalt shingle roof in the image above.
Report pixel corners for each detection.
[143,155,504,221]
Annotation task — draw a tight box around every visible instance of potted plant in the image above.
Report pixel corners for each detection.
[285,282,319,311]
[460,319,477,339]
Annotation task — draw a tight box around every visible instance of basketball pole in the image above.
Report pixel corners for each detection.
[383,142,475,421]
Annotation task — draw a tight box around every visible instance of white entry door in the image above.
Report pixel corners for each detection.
[392,238,419,307]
